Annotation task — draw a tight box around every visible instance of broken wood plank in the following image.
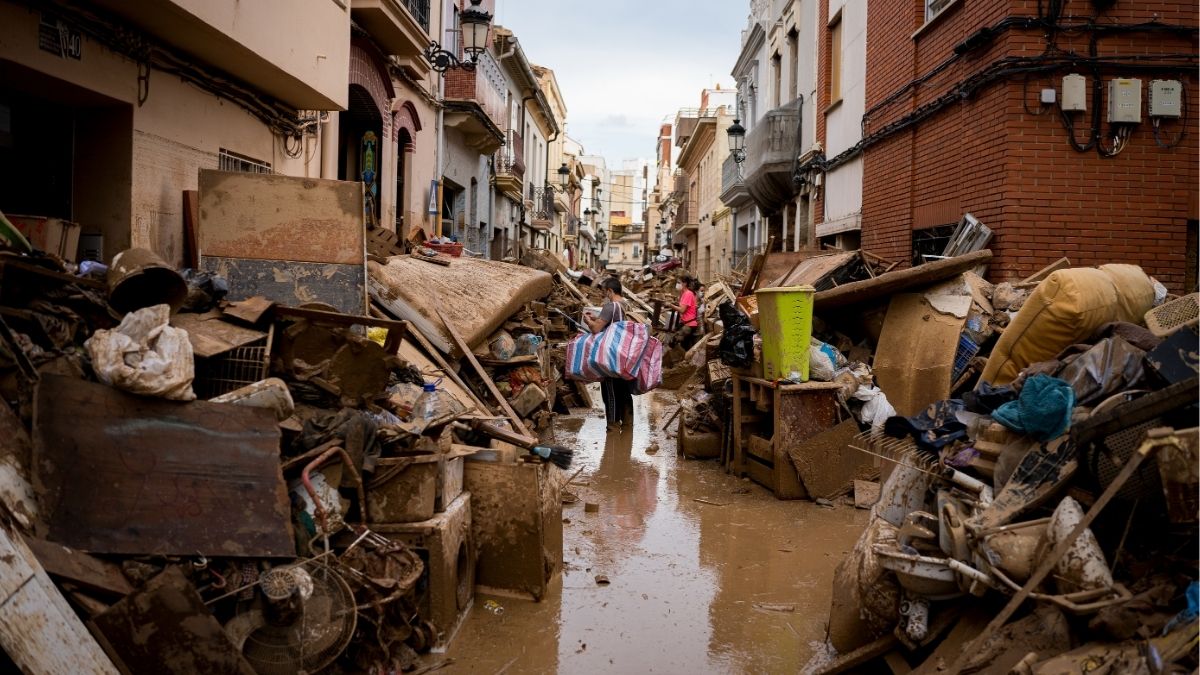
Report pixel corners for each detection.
[220,295,274,326]
[0,524,120,674]
[171,310,267,359]
[1018,256,1071,287]
[740,235,775,297]
[814,634,900,675]
[24,537,134,597]
[436,307,532,438]
[813,249,992,311]
[92,566,255,674]
[33,374,294,557]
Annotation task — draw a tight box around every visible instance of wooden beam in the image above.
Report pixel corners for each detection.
[1017,257,1070,287]
[814,250,993,311]
[435,307,532,438]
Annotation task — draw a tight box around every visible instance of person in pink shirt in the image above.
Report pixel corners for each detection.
[672,277,701,350]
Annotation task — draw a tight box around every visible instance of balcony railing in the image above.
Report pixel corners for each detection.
[529,185,555,226]
[566,216,580,237]
[674,190,698,228]
[403,0,429,32]
[495,129,525,180]
[672,170,688,199]
[744,98,800,179]
[722,154,743,193]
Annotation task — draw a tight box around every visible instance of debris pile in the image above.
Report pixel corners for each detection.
[0,187,581,673]
[680,230,1197,673]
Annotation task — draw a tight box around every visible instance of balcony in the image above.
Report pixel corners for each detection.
[565,216,580,239]
[674,108,726,148]
[444,49,506,154]
[529,186,555,231]
[89,0,350,109]
[351,0,429,68]
[492,129,525,201]
[673,190,699,239]
[744,98,801,213]
[720,154,751,208]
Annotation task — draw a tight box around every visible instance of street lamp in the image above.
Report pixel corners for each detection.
[424,0,493,72]
[556,162,570,191]
[727,118,746,163]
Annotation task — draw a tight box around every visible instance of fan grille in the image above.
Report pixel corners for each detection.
[240,564,357,675]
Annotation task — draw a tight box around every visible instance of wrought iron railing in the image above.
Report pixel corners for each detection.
[494,129,524,179]
[529,185,555,224]
[403,0,430,32]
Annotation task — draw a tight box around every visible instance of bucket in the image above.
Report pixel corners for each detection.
[107,248,188,314]
[754,285,814,381]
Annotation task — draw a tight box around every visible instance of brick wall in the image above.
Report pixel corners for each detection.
[858,0,1198,291]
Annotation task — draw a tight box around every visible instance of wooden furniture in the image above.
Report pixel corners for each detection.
[729,375,843,499]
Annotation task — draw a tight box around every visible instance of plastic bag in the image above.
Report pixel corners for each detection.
[85,304,196,400]
[179,269,228,313]
[853,385,897,431]
[514,334,542,356]
[488,330,516,361]
[809,339,848,382]
[718,301,756,368]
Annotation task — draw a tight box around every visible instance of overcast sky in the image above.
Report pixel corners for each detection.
[493,0,746,166]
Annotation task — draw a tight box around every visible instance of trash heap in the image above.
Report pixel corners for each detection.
[678,238,1198,673]
[0,237,576,673]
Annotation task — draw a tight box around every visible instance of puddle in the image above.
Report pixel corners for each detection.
[440,388,869,673]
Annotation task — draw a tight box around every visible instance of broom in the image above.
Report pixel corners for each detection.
[468,420,574,470]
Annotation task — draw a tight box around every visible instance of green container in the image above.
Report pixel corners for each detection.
[754,285,815,381]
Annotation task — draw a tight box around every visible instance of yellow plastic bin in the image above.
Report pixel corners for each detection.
[754,285,815,381]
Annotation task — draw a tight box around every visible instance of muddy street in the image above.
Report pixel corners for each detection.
[442,390,868,674]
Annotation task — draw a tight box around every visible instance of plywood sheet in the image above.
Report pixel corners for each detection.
[198,170,364,265]
[874,293,967,417]
[33,374,294,557]
[202,257,366,316]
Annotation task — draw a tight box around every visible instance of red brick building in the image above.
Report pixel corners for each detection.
[814,0,1197,292]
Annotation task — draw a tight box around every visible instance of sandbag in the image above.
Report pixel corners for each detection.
[981,264,1154,386]
[85,304,196,400]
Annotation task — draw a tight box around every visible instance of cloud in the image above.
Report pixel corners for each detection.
[493,0,745,160]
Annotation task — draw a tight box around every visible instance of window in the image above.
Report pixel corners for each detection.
[633,244,641,259]
[827,14,843,105]
[926,0,956,22]
[609,246,619,259]
[771,52,782,108]
[218,148,271,174]
[787,28,799,101]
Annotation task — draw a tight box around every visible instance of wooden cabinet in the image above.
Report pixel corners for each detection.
[728,375,843,499]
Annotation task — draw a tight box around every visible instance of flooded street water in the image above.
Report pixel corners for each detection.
[441,389,869,674]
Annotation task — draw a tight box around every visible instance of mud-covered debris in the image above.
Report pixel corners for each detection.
[584,502,600,513]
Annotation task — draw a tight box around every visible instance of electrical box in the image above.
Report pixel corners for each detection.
[1107,78,1142,123]
[1040,88,1057,105]
[1149,79,1183,118]
[1062,74,1087,112]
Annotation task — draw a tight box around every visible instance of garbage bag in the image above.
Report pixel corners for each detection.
[84,304,196,400]
[1055,336,1146,406]
[964,381,1018,414]
[717,300,755,368]
[992,374,1075,441]
[179,268,228,313]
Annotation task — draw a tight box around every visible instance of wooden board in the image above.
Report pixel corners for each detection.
[24,537,134,597]
[0,524,120,675]
[92,566,255,674]
[202,256,367,317]
[182,190,199,269]
[170,310,267,359]
[221,295,274,326]
[787,420,870,500]
[814,250,992,311]
[33,374,294,557]
[198,170,364,265]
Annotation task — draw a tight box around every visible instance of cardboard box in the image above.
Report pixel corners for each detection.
[6,215,81,261]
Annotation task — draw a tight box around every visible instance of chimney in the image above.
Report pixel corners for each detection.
[700,89,710,109]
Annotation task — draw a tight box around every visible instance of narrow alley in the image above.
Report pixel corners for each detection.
[443,391,866,674]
